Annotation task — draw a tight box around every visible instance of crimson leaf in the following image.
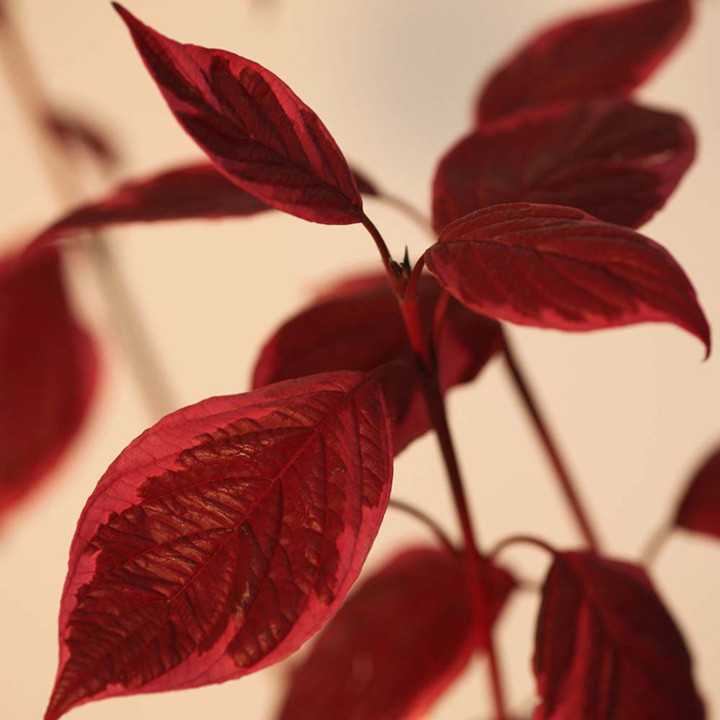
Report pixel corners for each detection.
[45,372,392,720]
[276,545,515,720]
[476,0,692,123]
[32,162,377,250]
[424,203,710,354]
[114,5,363,224]
[0,246,97,521]
[675,446,720,540]
[433,99,695,232]
[252,272,502,454]
[534,551,705,719]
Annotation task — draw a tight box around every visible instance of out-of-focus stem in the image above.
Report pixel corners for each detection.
[0,6,174,419]
[388,498,454,552]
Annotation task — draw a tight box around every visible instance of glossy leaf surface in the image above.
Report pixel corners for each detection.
[32,162,377,249]
[477,0,692,123]
[46,372,392,720]
[534,551,705,719]
[675,446,720,540]
[424,203,710,354]
[0,246,97,521]
[114,5,363,224]
[433,99,695,232]
[277,546,515,720]
[252,272,503,454]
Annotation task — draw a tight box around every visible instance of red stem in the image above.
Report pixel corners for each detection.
[502,332,601,552]
[360,213,393,275]
[387,498,454,552]
[419,375,508,720]
[359,218,509,719]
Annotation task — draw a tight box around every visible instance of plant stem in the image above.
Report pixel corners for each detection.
[360,214,393,275]
[502,331,601,552]
[387,498,454,552]
[640,522,672,567]
[0,5,174,419]
[420,375,508,720]
[362,215,509,719]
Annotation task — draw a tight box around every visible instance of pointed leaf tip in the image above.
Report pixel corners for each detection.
[114,6,362,224]
[46,372,392,719]
[425,203,711,357]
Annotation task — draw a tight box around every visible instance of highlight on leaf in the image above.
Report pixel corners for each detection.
[276,545,515,720]
[675,445,720,541]
[476,0,692,123]
[45,372,393,720]
[252,272,503,454]
[0,245,98,522]
[433,98,695,232]
[534,551,705,719]
[424,203,710,355]
[31,162,378,251]
[113,4,364,224]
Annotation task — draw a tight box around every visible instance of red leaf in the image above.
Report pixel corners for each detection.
[424,203,710,354]
[0,246,97,521]
[44,109,121,170]
[433,99,695,232]
[476,0,692,123]
[114,5,363,224]
[45,372,392,720]
[32,162,378,250]
[675,446,720,540]
[276,546,515,720]
[252,272,502,454]
[534,551,705,719]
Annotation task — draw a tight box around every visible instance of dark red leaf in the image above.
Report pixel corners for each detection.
[114,4,363,224]
[45,372,392,720]
[675,446,720,540]
[433,99,695,232]
[424,203,710,354]
[252,272,503,454]
[277,546,515,720]
[44,109,121,170]
[31,162,378,250]
[534,551,705,719]
[477,0,692,123]
[0,246,98,521]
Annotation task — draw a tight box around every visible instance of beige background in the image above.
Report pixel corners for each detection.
[1,0,720,718]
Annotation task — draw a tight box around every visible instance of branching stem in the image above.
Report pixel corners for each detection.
[362,217,509,720]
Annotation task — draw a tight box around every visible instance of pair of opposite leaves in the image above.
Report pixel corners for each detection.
[0,0,709,718]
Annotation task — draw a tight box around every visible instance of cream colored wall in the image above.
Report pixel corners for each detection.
[1,0,719,718]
